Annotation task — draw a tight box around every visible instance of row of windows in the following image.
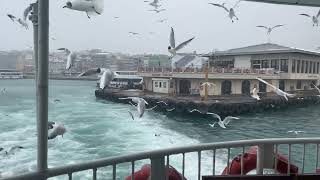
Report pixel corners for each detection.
[292,60,320,74]
[251,59,288,72]
[155,81,167,88]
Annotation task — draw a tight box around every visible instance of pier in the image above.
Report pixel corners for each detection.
[95,89,320,116]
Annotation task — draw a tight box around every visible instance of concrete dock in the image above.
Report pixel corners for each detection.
[95,89,320,116]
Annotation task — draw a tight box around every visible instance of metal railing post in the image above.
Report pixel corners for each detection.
[256,144,264,175]
[151,156,166,180]
[37,0,49,179]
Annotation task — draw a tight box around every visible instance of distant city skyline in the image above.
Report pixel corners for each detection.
[0,0,320,54]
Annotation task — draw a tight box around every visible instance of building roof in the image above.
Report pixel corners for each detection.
[203,43,320,57]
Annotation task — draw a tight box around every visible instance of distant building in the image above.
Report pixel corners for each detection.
[138,43,320,96]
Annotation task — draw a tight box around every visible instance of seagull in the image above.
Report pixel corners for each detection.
[251,87,260,100]
[119,97,148,118]
[48,121,55,130]
[128,111,135,120]
[23,4,33,22]
[149,0,161,9]
[287,130,305,135]
[200,82,215,88]
[207,112,239,129]
[256,25,285,35]
[48,123,67,140]
[3,146,24,155]
[114,16,120,19]
[78,68,116,89]
[208,123,216,128]
[209,0,241,23]
[256,77,295,101]
[299,9,320,26]
[189,109,203,113]
[129,32,139,35]
[157,19,167,23]
[63,0,104,19]
[149,9,166,13]
[17,18,28,29]
[168,27,195,59]
[166,108,175,112]
[7,14,16,22]
[57,48,76,70]
[156,101,168,106]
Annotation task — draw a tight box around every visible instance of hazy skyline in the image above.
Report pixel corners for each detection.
[0,0,320,54]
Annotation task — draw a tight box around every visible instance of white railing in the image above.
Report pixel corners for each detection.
[2,138,320,180]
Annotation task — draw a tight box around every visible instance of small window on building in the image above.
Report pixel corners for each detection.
[261,60,269,68]
[317,62,320,74]
[155,81,158,87]
[301,60,305,73]
[292,60,296,73]
[309,61,312,74]
[159,82,162,88]
[305,61,309,73]
[163,82,167,88]
[296,80,302,89]
[297,60,300,73]
[170,82,173,88]
[313,62,316,74]
[271,59,279,70]
[280,59,288,73]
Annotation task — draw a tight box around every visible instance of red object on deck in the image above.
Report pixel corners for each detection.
[222,146,298,175]
[125,164,187,180]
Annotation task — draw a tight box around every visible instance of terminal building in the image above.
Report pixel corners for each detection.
[137,43,320,96]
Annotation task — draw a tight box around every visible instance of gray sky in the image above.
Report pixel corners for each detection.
[0,0,320,54]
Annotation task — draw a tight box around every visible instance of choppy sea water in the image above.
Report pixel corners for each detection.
[0,79,320,179]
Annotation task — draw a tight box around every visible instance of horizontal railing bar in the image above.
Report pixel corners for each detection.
[4,138,320,179]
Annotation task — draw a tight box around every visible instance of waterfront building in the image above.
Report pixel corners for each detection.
[138,43,320,96]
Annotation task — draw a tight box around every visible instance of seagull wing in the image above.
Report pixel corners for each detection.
[299,13,311,17]
[23,4,33,21]
[233,0,242,9]
[175,37,195,51]
[313,84,320,94]
[207,112,221,121]
[128,111,135,120]
[223,116,239,125]
[170,27,175,48]
[189,109,202,113]
[57,48,71,55]
[209,3,229,12]
[78,68,100,77]
[271,24,284,29]
[256,25,269,30]
[140,98,148,105]
[256,77,276,90]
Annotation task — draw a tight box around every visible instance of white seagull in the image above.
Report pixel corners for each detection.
[207,112,240,129]
[299,9,320,26]
[78,68,116,89]
[168,27,195,59]
[129,32,139,35]
[200,82,216,88]
[48,123,67,140]
[1,146,24,155]
[209,0,241,23]
[17,18,28,29]
[157,19,167,23]
[57,48,76,70]
[251,87,260,100]
[287,130,305,135]
[256,77,295,101]
[256,24,285,35]
[63,0,104,19]
[149,0,161,9]
[119,97,149,119]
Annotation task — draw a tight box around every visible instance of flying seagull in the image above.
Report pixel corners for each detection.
[78,68,116,89]
[129,32,139,35]
[63,0,104,19]
[149,0,161,9]
[209,0,241,23]
[168,27,195,59]
[48,123,67,140]
[17,18,28,29]
[287,130,305,135]
[157,19,167,23]
[119,97,149,119]
[256,24,285,35]
[299,9,320,26]
[2,146,24,155]
[57,48,76,70]
[256,77,295,101]
[251,87,260,100]
[200,82,215,88]
[23,4,33,22]
[207,112,239,129]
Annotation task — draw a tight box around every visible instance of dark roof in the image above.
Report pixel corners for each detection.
[203,43,320,57]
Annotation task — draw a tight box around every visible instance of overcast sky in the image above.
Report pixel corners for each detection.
[0,0,320,54]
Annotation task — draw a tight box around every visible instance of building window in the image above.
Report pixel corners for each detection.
[163,82,167,88]
[170,82,173,88]
[261,60,269,68]
[280,59,288,72]
[252,60,261,69]
[301,60,305,73]
[292,59,296,73]
[159,82,162,88]
[155,81,158,87]
[317,62,320,74]
[313,62,316,74]
[296,80,302,89]
[305,61,309,73]
[309,61,312,74]
[271,59,279,70]
[297,60,300,73]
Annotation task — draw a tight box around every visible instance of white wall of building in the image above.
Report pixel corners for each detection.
[234,56,251,68]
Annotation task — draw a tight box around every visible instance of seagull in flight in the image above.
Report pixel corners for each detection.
[78,68,116,89]
[129,32,139,35]
[168,27,195,59]
[287,130,305,135]
[119,97,149,119]
[299,9,320,26]
[209,0,241,23]
[251,87,260,100]
[200,82,215,88]
[207,112,239,129]
[1,146,24,155]
[48,123,67,140]
[256,77,295,101]
[149,0,161,9]
[57,48,76,70]
[63,0,104,19]
[256,24,285,35]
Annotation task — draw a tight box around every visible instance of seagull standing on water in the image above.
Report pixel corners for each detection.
[207,112,239,129]
[256,25,285,35]
[119,97,148,120]
[48,123,67,140]
[209,0,241,23]
[299,9,320,26]
[256,77,295,101]
[57,48,76,70]
[63,0,104,19]
[168,27,195,59]
[78,68,116,89]
[251,87,260,100]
